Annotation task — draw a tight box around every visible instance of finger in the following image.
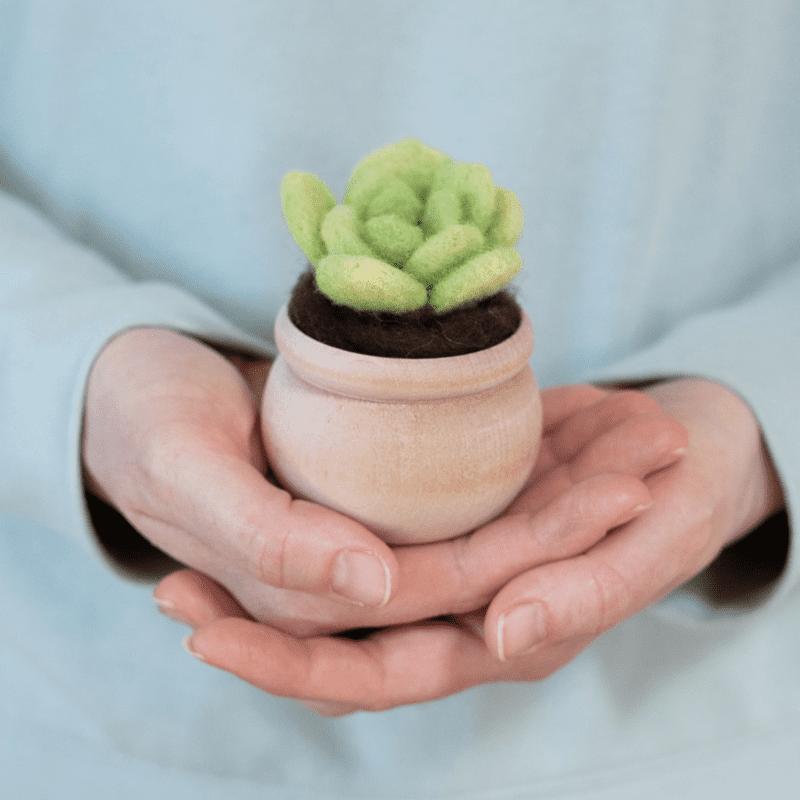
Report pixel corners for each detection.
[151,470,652,638]
[154,569,252,627]
[135,445,399,608]
[485,462,711,661]
[523,402,687,513]
[566,414,689,483]
[185,617,599,711]
[184,618,508,711]
[549,390,675,462]
[530,388,685,486]
[376,473,651,623]
[505,414,672,516]
[150,472,651,637]
[528,386,610,480]
[539,385,609,433]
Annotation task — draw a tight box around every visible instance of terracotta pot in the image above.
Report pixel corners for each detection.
[261,304,542,545]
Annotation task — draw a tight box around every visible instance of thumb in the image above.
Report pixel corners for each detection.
[484,489,685,662]
[485,553,628,662]
[139,447,397,608]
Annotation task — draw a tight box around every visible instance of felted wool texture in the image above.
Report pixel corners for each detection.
[281,139,524,315]
[288,268,521,358]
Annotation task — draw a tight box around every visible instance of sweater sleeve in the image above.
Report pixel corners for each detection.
[588,260,800,619]
[0,188,274,578]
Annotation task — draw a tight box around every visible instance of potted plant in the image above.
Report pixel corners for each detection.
[262,139,542,544]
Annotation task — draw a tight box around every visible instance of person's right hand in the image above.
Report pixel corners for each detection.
[82,327,400,610]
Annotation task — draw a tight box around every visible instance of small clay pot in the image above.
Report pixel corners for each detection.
[262,304,543,544]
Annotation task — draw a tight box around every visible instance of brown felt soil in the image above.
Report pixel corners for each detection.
[287,268,522,358]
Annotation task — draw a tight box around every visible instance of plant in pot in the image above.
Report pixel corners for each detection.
[262,138,542,545]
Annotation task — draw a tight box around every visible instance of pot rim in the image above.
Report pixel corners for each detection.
[273,303,535,401]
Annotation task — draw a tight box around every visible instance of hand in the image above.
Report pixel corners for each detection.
[156,385,683,636]
[483,378,785,659]
[156,384,693,712]
[82,328,400,609]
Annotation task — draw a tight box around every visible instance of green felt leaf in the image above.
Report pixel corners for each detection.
[280,172,336,266]
[404,224,485,285]
[341,171,383,219]
[422,188,463,236]
[345,138,448,209]
[429,248,522,313]
[486,188,524,247]
[281,140,524,316]
[363,214,424,266]
[316,255,428,313]
[432,161,497,232]
[320,205,375,258]
[364,175,424,224]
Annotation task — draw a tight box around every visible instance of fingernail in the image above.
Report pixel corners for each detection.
[497,602,547,661]
[153,596,192,626]
[331,550,391,608]
[182,635,206,662]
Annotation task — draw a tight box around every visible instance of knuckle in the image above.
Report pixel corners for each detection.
[134,422,191,513]
[246,515,290,588]
[239,489,297,588]
[583,555,632,634]
[447,534,483,610]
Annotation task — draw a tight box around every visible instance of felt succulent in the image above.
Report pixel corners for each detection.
[280,138,523,314]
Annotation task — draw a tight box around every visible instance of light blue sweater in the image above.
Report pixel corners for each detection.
[1,2,799,797]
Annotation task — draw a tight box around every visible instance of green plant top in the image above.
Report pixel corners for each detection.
[280,138,523,314]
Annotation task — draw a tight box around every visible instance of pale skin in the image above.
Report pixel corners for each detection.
[83,328,785,716]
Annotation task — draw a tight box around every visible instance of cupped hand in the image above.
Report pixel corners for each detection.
[156,383,698,712]
[158,385,685,636]
[485,378,784,661]
[83,327,399,609]
[175,378,781,716]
